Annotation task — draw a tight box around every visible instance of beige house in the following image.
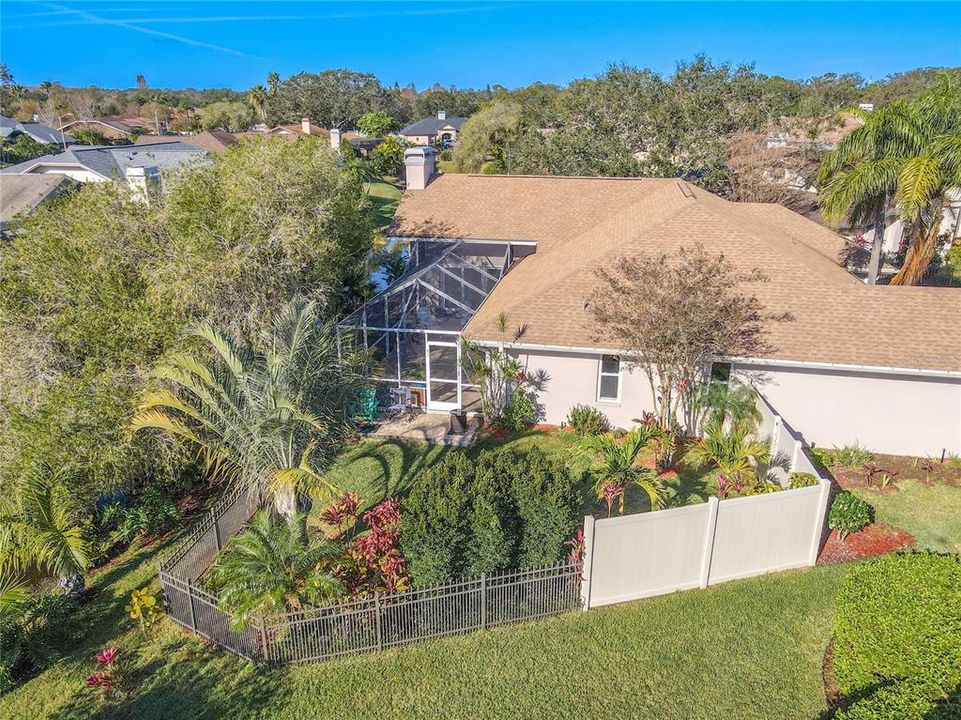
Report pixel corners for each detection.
[340,157,960,457]
[397,110,466,146]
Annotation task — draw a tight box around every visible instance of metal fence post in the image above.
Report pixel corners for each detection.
[580,515,596,610]
[374,593,383,652]
[212,509,222,552]
[699,497,720,589]
[186,577,198,632]
[480,573,487,629]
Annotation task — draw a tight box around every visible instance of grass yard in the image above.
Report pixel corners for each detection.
[1,530,846,720]
[365,179,403,232]
[852,479,961,554]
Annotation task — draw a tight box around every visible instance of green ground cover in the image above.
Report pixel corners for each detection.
[852,479,961,554]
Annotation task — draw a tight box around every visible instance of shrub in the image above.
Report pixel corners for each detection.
[828,491,873,539]
[100,487,179,547]
[830,443,874,468]
[789,471,819,488]
[510,448,580,568]
[565,405,609,436]
[833,553,961,719]
[491,387,538,432]
[401,453,473,585]
[0,592,78,692]
[401,447,579,585]
[125,588,163,634]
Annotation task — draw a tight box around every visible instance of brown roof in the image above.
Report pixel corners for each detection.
[268,124,329,138]
[393,174,961,373]
[0,174,73,224]
[135,131,238,153]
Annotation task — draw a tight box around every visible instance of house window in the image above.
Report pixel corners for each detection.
[710,362,732,384]
[597,355,621,402]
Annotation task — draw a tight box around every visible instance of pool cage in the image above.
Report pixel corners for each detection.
[338,239,518,414]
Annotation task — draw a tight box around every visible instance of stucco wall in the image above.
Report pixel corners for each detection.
[514,349,656,428]
[735,363,961,457]
[514,348,959,457]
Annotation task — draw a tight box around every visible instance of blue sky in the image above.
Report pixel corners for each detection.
[1,1,959,90]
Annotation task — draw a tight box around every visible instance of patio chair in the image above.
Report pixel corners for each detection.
[387,386,413,416]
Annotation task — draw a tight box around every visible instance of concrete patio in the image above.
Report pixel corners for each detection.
[360,412,482,447]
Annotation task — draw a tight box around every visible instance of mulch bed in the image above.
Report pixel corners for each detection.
[825,453,961,492]
[817,523,915,565]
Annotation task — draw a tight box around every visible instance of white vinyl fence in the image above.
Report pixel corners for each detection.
[581,390,831,609]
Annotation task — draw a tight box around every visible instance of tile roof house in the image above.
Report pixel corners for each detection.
[397,110,467,146]
[342,158,960,457]
[0,114,73,147]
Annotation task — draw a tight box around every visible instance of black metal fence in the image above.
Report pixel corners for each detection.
[158,490,583,664]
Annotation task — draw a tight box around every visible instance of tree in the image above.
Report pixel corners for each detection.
[578,427,670,514]
[2,135,54,164]
[267,70,392,128]
[198,101,252,131]
[69,128,109,146]
[587,245,772,451]
[247,85,268,123]
[357,111,397,138]
[0,464,90,595]
[135,74,147,90]
[818,76,961,285]
[368,136,408,177]
[130,300,365,518]
[726,129,820,214]
[208,510,345,627]
[451,100,522,173]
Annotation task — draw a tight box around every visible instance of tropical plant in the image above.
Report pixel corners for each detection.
[789,471,820,488]
[691,380,761,433]
[565,405,610,436]
[130,300,365,518]
[828,491,873,540]
[0,464,90,594]
[686,421,772,496]
[579,427,670,513]
[818,75,961,285]
[85,646,123,697]
[125,587,163,634]
[208,510,346,627]
[100,488,179,547]
[830,443,874,468]
[357,111,398,138]
[1,591,77,692]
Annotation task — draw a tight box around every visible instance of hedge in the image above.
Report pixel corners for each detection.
[833,552,961,719]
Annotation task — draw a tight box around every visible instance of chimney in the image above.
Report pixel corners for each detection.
[404,147,436,190]
[329,127,342,151]
[436,109,447,121]
[301,117,312,135]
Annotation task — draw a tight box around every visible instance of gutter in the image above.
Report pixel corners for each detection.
[470,339,961,379]
[387,235,538,247]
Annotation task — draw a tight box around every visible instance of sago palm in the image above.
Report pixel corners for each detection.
[579,426,669,513]
[207,510,346,627]
[686,421,771,493]
[130,299,365,518]
[0,464,90,594]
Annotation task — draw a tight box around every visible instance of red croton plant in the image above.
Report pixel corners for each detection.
[320,492,410,596]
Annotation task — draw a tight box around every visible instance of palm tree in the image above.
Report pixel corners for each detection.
[686,421,772,496]
[247,85,268,123]
[818,103,917,284]
[888,79,961,285]
[692,380,761,434]
[579,427,669,513]
[0,465,90,595]
[130,300,366,518]
[819,76,961,285]
[208,510,345,627]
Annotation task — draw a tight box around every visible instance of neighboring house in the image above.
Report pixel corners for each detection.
[0,174,74,236]
[0,114,73,147]
[135,130,239,153]
[397,110,466,146]
[339,150,960,457]
[60,116,151,141]
[0,141,208,193]
[267,118,329,139]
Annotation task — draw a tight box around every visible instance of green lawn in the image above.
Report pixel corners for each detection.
[1,533,846,720]
[365,179,403,232]
[852,479,961,554]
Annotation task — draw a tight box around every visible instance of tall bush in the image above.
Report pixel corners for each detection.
[510,448,580,568]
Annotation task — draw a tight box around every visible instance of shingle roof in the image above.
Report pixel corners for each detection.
[0,141,208,179]
[0,174,73,224]
[398,116,466,137]
[0,114,72,144]
[135,131,238,153]
[392,174,961,373]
